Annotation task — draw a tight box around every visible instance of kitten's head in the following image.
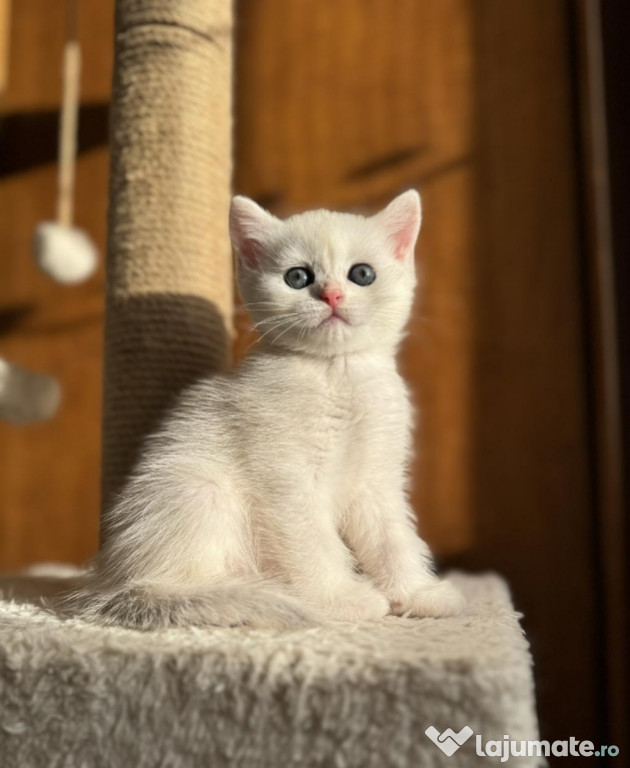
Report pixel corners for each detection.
[230,191,421,356]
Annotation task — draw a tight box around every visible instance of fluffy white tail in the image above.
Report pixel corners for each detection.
[65,580,317,631]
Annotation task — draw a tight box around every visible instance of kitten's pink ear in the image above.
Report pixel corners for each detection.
[230,196,278,268]
[375,190,422,261]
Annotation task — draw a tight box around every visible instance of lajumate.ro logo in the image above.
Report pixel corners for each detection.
[425,726,620,761]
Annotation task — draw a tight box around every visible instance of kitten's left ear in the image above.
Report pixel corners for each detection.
[374,190,422,261]
[230,196,279,268]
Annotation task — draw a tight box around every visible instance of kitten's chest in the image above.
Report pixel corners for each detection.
[315,358,406,461]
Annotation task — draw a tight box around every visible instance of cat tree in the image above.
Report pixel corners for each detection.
[0,1,541,765]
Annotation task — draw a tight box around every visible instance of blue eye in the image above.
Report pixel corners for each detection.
[284,267,314,289]
[348,263,376,286]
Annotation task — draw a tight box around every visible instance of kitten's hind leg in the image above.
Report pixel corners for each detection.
[98,467,255,589]
[79,470,317,629]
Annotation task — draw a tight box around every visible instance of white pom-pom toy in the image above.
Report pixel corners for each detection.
[0,358,61,425]
[33,221,97,284]
[1,0,94,428]
[32,2,97,285]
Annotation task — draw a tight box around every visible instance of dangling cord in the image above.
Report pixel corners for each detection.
[57,0,81,229]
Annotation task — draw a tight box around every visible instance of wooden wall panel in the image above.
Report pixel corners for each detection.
[0,0,9,95]
[580,0,629,750]
[466,1,600,743]
[0,0,113,569]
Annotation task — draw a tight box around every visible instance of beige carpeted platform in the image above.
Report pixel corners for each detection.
[0,570,541,767]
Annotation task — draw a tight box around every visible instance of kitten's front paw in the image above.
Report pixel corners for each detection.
[316,581,390,622]
[390,580,465,618]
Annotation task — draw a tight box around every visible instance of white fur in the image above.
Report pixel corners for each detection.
[33,222,98,284]
[79,191,464,629]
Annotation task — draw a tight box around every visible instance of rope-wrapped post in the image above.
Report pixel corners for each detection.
[102,0,233,536]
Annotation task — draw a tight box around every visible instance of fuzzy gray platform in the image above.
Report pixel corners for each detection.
[0,570,540,768]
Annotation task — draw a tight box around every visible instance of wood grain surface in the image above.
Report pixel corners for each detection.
[0,0,9,94]
[465,0,599,743]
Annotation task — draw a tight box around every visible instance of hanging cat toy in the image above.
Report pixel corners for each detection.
[1,0,97,425]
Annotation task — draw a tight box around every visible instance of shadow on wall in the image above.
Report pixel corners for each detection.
[0,103,109,177]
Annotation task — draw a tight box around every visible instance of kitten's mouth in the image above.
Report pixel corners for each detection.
[319,311,350,328]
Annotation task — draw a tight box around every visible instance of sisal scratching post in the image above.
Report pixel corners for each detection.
[102,0,233,527]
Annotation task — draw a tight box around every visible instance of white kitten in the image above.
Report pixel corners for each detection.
[74,190,465,629]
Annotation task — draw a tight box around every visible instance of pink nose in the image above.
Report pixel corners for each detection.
[320,287,344,309]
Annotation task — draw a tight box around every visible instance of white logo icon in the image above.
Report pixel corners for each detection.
[425,726,474,756]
